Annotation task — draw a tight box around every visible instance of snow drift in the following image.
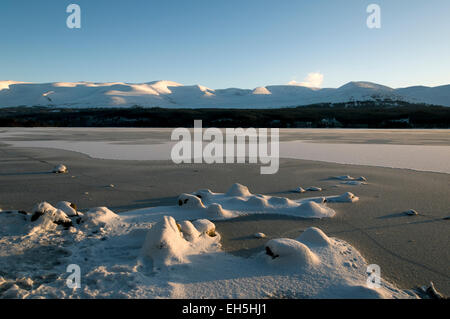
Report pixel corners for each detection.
[0,185,417,299]
[122,183,341,222]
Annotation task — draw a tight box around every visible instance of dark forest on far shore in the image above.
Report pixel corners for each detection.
[1,101,449,128]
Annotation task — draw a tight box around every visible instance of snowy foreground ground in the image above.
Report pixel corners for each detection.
[0,183,416,299]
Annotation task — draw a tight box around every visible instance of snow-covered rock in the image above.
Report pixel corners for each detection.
[265,238,321,268]
[52,164,68,174]
[341,181,367,185]
[192,219,216,237]
[294,187,306,193]
[177,193,205,209]
[254,232,266,239]
[30,202,72,231]
[55,201,79,217]
[404,209,419,216]
[326,192,359,203]
[334,175,367,182]
[334,175,368,185]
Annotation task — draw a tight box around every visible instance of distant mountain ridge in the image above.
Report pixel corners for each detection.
[0,80,449,108]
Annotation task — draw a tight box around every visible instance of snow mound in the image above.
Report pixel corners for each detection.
[226,183,251,197]
[55,201,79,217]
[254,232,266,239]
[294,187,306,193]
[82,207,119,228]
[337,284,388,299]
[194,189,214,202]
[268,196,291,206]
[297,201,335,218]
[121,183,345,223]
[142,216,189,268]
[30,202,72,232]
[265,238,320,268]
[326,192,359,203]
[179,220,201,241]
[247,195,270,208]
[341,181,367,185]
[297,227,332,247]
[177,193,205,209]
[206,203,236,219]
[32,202,55,215]
[192,219,216,237]
[141,216,220,270]
[306,186,322,191]
[334,175,367,183]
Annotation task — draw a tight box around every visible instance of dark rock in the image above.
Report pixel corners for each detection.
[53,220,73,228]
[265,246,279,259]
[31,211,44,222]
[426,282,446,299]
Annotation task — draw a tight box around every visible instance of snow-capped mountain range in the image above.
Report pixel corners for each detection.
[0,80,449,108]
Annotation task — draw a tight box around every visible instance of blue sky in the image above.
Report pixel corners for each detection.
[1,0,449,89]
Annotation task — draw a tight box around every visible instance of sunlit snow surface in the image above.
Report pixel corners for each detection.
[0,80,449,107]
[0,184,415,299]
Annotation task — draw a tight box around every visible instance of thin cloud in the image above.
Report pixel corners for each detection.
[288,72,324,88]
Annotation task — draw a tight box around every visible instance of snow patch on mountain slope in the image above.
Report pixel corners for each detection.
[0,81,28,91]
[0,80,448,108]
[252,87,272,95]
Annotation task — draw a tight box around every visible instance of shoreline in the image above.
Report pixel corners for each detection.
[1,127,449,175]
